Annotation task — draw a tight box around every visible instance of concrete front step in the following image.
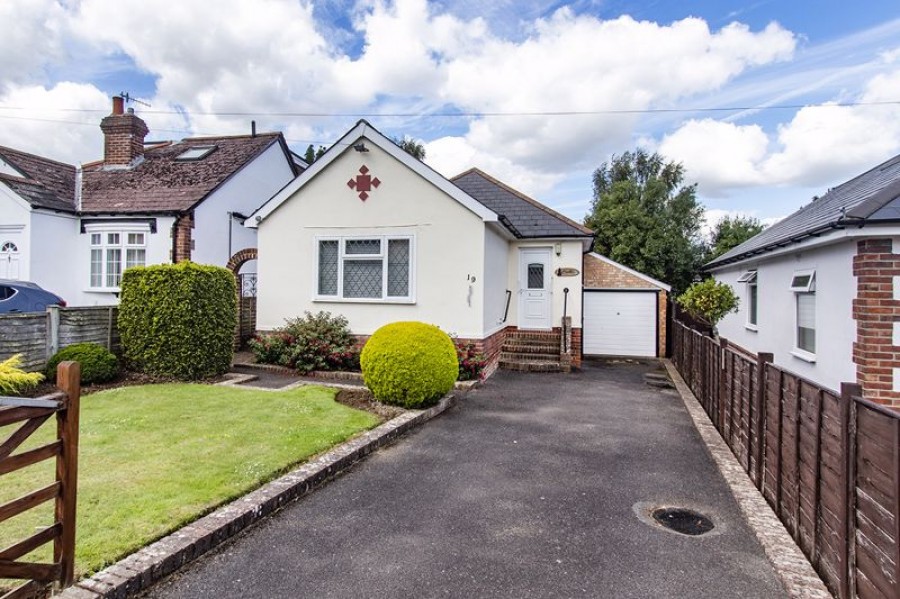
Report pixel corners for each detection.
[500,351,561,362]
[499,359,564,373]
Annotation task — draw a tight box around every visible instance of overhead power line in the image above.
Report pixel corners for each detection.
[0,100,897,119]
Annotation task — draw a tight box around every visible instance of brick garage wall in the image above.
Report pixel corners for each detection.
[172,213,194,263]
[852,238,900,407]
[583,253,668,358]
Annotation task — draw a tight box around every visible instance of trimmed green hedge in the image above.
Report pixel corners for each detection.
[118,262,236,380]
[360,322,457,408]
[46,343,118,384]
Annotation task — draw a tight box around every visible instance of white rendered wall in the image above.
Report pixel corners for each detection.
[483,225,510,334]
[29,211,79,301]
[505,239,584,329]
[714,241,856,393]
[0,184,31,281]
[256,139,487,337]
[192,143,294,271]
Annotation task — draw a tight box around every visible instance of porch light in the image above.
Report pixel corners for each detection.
[554,242,562,256]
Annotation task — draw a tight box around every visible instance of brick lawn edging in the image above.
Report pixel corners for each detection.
[53,394,458,599]
[662,360,833,599]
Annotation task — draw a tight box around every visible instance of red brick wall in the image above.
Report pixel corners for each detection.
[100,113,148,166]
[172,214,194,263]
[852,238,900,407]
[583,253,668,358]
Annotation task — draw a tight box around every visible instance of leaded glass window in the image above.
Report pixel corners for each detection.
[318,240,339,295]
[527,263,544,289]
[316,235,412,301]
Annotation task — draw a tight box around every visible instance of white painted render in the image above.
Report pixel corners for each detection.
[0,183,31,281]
[483,225,509,334]
[29,211,79,301]
[192,142,294,271]
[505,239,584,330]
[256,140,488,337]
[714,240,858,393]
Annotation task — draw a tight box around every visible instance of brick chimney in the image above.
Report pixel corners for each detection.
[100,95,149,167]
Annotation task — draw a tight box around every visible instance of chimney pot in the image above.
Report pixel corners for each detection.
[112,96,124,115]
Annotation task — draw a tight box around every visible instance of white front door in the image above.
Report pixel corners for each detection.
[0,240,21,280]
[518,248,552,329]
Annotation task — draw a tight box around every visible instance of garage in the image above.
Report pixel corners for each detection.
[583,290,658,357]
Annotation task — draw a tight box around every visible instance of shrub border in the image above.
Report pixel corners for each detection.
[55,394,458,599]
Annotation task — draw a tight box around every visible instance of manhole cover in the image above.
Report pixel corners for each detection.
[651,507,715,536]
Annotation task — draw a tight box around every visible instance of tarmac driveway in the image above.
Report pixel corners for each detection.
[148,360,786,598]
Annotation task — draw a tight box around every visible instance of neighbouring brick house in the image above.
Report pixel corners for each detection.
[0,95,302,308]
[710,152,900,408]
[582,252,669,358]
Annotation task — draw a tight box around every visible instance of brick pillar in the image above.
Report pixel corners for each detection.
[852,238,900,407]
[172,214,194,263]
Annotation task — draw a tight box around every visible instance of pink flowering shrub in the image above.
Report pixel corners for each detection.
[248,311,360,374]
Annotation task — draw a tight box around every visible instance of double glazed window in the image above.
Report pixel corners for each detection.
[89,231,147,289]
[738,270,758,327]
[316,236,413,301]
[790,270,816,355]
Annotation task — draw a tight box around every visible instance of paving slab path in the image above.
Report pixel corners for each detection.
[147,360,787,599]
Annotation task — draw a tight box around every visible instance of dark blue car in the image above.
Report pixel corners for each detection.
[0,280,66,313]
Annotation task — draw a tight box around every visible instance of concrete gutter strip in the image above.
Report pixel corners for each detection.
[662,359,833,599]
[54,394,458,599]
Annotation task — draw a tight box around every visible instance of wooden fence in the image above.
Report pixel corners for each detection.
[0,307,119,372]
[0,362,81,598]
[672,320,899,599]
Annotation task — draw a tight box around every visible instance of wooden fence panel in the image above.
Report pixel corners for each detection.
[57,307,119,354]
[0,314,48,371]
[852,399,899,599]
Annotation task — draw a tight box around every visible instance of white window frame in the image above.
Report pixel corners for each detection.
[313,234,415,303]
[85,224,149,292]
[741,270,758,331]
[791,270,816,361]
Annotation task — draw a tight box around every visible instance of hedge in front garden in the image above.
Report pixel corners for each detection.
[46,342,118,384]
[360,321,457,408]
[118,262,236,380]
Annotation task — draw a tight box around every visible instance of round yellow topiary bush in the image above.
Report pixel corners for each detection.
[360,321,458,408]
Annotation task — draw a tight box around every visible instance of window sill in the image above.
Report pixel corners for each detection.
[791,349,817,363]
[313,297,416,305]
[744,323,758,332]
[85,288,120,294]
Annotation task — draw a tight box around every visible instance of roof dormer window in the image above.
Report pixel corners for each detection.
[175,145,217,161]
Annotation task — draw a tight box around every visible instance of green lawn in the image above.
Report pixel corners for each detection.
[0,383,380,579]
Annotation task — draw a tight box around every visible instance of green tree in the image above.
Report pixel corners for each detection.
[584,149,705,293]
[391,135,426,160]
[707,215,766,260]
[676,278,739,328]
[304,144,327,164]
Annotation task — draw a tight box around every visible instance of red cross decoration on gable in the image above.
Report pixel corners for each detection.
[347,165,381,201]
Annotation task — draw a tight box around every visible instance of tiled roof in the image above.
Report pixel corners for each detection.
[451,168,593,239]
[81,133,288,213]
[0,146,76,212]
[707,153,900,269]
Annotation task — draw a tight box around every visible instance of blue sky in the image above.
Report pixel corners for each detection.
[1,0,899,232]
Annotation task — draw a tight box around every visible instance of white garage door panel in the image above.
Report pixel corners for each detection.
[583,292,656,357]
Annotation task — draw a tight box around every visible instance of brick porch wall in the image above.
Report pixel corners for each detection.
[852,238,900,407]
[172,213,194,263]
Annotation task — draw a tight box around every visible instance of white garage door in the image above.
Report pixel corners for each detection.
[583,291,657,357]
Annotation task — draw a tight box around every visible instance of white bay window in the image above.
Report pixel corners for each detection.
[88,229,147,290]
[316,235,414,302]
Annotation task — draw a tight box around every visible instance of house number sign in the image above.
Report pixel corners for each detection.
[555,267,580,277]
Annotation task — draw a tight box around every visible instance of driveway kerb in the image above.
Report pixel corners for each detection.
[662,359,833,599]
[53,393,459,599]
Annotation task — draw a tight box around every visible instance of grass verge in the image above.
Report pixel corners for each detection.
[0,383,380,581]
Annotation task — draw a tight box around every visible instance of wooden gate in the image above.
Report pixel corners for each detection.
[0,362,81,599]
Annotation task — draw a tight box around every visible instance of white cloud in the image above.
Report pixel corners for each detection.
[0,83,109,164]
[0,0,67,88]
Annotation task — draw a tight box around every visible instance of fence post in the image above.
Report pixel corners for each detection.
[841,382,860,599]
[47,305,60,359]
[755,353,773,487]
[54,361,81,588]
[718,337,728,435]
